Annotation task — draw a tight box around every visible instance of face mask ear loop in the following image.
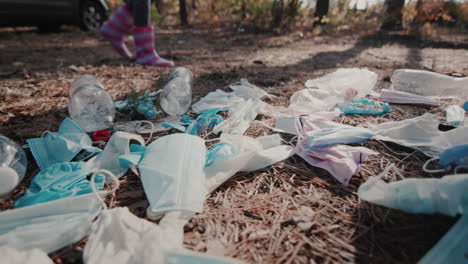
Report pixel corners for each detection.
[41,131,51,138]
[137,121,155,145]
[90,169,120,210]
[423,158,446,173]
[294,116,307,152]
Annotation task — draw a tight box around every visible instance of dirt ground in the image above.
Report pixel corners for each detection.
[0,25,467,263]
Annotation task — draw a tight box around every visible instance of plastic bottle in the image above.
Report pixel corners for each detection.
[0,135,27,196]
[159,67,193,116]
[391,69,468,98]
[68,75,115,132]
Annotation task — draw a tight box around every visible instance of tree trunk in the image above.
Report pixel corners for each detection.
[179,0,188,25]
[381,0,405,30]
[314,0,329,25]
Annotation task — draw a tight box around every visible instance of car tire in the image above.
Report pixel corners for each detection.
[79,0,106,31]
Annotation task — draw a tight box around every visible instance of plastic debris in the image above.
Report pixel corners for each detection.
[14,162,105,208]
[0,247,53,264]
[296,140,377,185]
[337,98,390,115]
[423,144,468,173]
[113,116,181,134]
[139,134,207,218]
[0,193,103,253]
[27,118,101,171]
[0,135,27,197]
[358,165,468,216]
[69,75,115,132]
[213,99,262,135]
[290,68,377,115]
[380,89,443,106]
[92,132,145,178]
[191,89,245,114]
[92,130,111,142]
[445,105,465,127]
[229,78,270,100]
[391,69,468,98]
[160,67,193,116]
[83,207,190,264]
[303,126,375,150]
[370,113,468,157]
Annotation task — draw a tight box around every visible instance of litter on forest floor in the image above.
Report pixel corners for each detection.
[1,68,467,263]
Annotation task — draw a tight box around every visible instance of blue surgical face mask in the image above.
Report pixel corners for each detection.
[303,126,375,150]
[166,250,245,264]
[423,144,468,173]
[138,134,207,219]
[358,165,468,216]
[27,118,101,171]
[14,162,105,208]
[0,193,103,253]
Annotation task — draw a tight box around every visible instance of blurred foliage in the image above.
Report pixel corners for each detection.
[104,0,467,37]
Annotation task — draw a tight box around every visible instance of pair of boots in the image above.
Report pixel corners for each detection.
[100,5,174,67]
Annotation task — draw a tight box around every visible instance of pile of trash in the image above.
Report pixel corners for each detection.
[0,67,467,263]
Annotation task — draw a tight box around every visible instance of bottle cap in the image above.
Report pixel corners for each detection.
[0,167,20,196]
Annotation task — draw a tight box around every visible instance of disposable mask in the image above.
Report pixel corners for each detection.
[27,118,101,170]
[274,110,341,135]
[205,143,237,167]
[0,193,103,253]
[83,207,192,264]
[337,98,390,116]
[92,132,145,178]
[379,89,442,106]
[213,99,262,135]
[113,116,181,134]
[14,161,105,208]
[303,126,375,150]
[358,165,468,216]
[371,113,468,157]
[423,144,468,173]
[186,108,224,135]
[228,78,269,100]
[166,250,245,264]
[191,89,245,114]
[290,68,377,115]
[296,142,376,185]
[138,134,207,218]
[445,105,465,127]
[205,134,294,192]
[418,214,468,264]
[0,247,52,264]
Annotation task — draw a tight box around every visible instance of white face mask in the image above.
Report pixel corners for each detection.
[358,164,468,216]
[445,105,465,127]
[92,131,145,178]
[83,207,190,264]
[0,169,118,254]
[0,247,53,264]
[205,134,294,192]
[371,113,468,157]
[138,134,207,219]
[0,193,103,253]
[213,99,263,135]
[166,250,245,264]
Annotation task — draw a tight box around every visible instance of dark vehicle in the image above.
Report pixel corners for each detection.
[0,0,109,31]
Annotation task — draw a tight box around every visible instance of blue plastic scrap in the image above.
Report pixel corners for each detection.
[338,98,391,116]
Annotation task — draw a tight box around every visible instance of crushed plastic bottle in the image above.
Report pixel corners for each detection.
[160,67,193,116]
[0,135,27,196]
[391,69,468,98]
[68,75,115,132]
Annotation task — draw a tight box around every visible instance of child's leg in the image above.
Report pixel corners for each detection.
[127,0,174,66]
[125,0,151,27]
[100,3,134,59]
